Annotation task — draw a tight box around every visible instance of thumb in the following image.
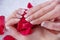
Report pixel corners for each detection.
[5,26,21,40]
[41,21,60,31]
[6,18,20,26]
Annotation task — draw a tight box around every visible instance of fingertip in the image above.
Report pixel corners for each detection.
[41,21,48,27]
[24,10,31,18]
[18,8,25,15]
[16,14,22,19]
[30,21,34,25]
[25,18,30,22]
[41,21,52,27]
[16,19,20,22]
[24,15,28,18]
[5,26,10,30]
[18,11,24,15]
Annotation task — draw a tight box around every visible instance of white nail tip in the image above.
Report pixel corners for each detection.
[25,19,28,21]
[6,26,10,30]
[16,14,22,18]
[20,16,22,18]
[30,22,33,24]
[18,9,25,15]
[24,15,27,18]
[41,22,46,26]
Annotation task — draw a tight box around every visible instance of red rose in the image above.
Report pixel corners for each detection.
[0,16,5,35]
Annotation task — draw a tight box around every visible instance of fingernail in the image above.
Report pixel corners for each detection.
[41,22,48,27]
[24,15,28,18]
[18,9,25,15]
[25,18,29,22]
[6,26,10,30]
[18,16,22,18]
[21,10,25,15]
[30,21,33,24]
[16,14,22,18]
[24,15,27,18]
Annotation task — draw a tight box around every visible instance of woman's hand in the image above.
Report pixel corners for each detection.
[6,8,25,26]
[24,0,60,25]
[5,8,25,40]
[5,1,60,40]
[5,7,60,40]
[41,18,60,31]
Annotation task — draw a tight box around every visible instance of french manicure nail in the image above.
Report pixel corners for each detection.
[24,15,28,18]
[25,18,28,21]
[18,9,25,15]
[16,14,22,18]
[21,10,25,15]
[30,22,33,24]
[6,26,10,30]
[41,22,48,27]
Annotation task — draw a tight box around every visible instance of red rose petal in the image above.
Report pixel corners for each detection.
[0,25,4,34]
[17,3,33,35]
[20,28,32,35]
[3,35,16,40]
[17,22,33,35]
[0,16,5,35]
[17,11,33,35]
[27,2,33,8]
[17,15,33,35]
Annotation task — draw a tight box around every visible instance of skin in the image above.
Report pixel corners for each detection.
[5,8,25,40]
[24,0,60,31]
[24,0,60,24]
[5,8,60,40]
[5,0,60,40]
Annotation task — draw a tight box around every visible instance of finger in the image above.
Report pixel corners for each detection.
[30,4,60,25]
[6,26,21,40]
[24,0,54,18]
[41,21,60,31]
[25,1,58,22]
[7,8,24,21]
[15,13,22,19]
[6,18,20,26]
[17,8,25,15]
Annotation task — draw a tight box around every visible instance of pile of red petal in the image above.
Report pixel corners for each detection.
[17,3,34,35]
[3,35,16,40]
[0,16,5,35]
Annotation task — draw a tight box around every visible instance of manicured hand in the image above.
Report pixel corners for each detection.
[24,0,60,25]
